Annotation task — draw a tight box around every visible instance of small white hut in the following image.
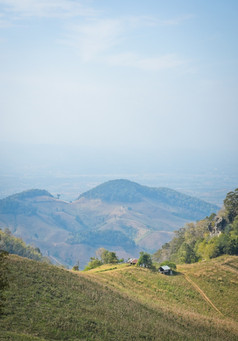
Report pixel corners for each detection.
[158,265,173,275]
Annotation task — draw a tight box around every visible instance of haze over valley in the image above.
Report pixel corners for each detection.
[0,1,237,208]
[1,1,238,340]
[1,143,237,207]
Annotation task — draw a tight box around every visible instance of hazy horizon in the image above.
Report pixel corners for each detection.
[0,141,237,205]
[1,1,238,203]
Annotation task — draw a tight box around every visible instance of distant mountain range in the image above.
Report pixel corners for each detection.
[0,179,219,267]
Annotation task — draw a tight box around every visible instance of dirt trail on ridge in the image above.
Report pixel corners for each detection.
[183,274,223,316]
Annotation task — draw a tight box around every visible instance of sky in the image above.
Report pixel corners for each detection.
[0,0,238,168]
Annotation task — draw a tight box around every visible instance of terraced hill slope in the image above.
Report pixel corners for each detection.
[1,255,237,340]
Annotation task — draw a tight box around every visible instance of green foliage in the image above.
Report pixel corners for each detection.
[159,261,177,270]
[0,249,8,315]
[196,238,219,260]
[84,248,120,271]
[232,216,238,235]
[154,189,238,265]
[84,257,103,271]
[177,242,198,264]
[67,229,136,248]
[72,265,79,271]
[72,260,80,271]
[224,188,238,222]
[137,251,154,269]
[0,228,46,262]
[156,218,238,264]
[100,249,119,264]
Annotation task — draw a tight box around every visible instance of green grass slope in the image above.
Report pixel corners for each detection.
[1,255,238,340]
[85,257,238,320]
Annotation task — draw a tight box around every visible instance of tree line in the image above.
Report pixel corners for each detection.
[0,228,46,261]
[153,188,238,264]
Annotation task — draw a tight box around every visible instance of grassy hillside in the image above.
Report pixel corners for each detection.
[85,256,238,320]
[1,255,238,340]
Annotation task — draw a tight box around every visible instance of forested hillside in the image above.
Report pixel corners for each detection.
[0,180,219,267]
[154,188,238,263]
[0,228,46,262]
[78,179,219,220]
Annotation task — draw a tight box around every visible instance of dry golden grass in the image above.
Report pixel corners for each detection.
[1,255,238,340]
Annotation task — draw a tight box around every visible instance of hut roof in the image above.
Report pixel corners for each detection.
[160,265,171,271]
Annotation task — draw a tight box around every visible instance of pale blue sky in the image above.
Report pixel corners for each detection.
[0,0,238,154]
